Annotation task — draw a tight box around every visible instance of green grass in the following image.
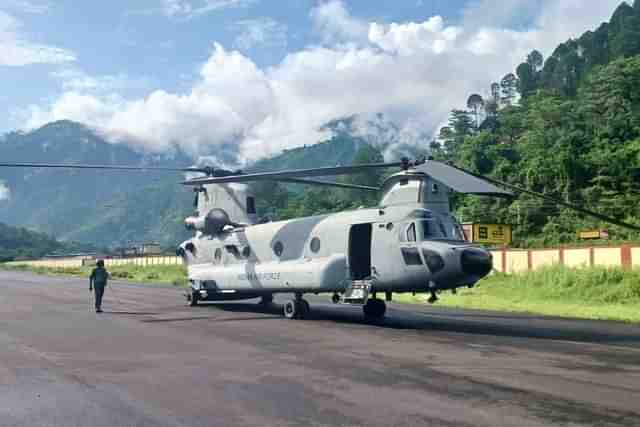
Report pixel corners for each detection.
[397,266,640,323]
[0,263,189,287]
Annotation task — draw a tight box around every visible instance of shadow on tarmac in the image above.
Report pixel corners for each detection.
[103,311,161,315]
[195,301,640,348]
[141,315,280,323]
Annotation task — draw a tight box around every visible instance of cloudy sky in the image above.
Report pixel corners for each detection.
[0,0,624,162]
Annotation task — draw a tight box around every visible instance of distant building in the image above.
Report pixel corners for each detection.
[139,242,162,256]
[114,242,162,257]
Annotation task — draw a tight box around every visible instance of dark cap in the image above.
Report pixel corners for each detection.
[96,259,104,267]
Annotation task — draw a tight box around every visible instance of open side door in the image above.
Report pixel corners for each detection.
[348,223,372,280]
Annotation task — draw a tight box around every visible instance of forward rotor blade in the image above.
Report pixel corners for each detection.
[0,162,195,172]
[448,163,640,232]
[278,178,379,191]
[183,161,406,186]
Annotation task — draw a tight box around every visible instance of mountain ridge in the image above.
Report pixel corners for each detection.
[0,120,369,247]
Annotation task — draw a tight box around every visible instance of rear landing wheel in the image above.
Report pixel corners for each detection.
[363,299,386,320]
[284,298,310,319]
[259,294,274,305]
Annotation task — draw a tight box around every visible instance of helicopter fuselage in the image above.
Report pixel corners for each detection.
[178,203,492,301]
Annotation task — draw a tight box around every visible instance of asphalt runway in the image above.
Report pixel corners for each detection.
[1,271,639,427]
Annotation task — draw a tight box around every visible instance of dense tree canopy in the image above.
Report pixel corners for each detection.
[428,2,640,246]
[0,222,96,262]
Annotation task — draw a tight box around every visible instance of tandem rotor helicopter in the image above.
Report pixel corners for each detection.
[2,156,639,320]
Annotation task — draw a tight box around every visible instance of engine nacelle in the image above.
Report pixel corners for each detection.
[185,208,238,236]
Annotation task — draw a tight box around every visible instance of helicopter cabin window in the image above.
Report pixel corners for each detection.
[273,241,284,257]
[401,248,423,266]
[246,197,256,215]
[242,246,251,259]
[310,237,321,253]
[225,245,240,259]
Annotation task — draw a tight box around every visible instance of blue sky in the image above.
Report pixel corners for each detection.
[1,1,469,124]
[0,0,623,161]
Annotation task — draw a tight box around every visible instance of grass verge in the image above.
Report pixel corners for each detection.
[397,266,640,323]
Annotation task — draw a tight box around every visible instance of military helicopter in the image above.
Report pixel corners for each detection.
[1,157,639,320]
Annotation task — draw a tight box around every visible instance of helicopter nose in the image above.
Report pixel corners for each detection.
[460,248,492,277]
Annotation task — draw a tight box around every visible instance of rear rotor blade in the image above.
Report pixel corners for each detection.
[448,163,640,232]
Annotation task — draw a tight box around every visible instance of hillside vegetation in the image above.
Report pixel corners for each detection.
[0,222,95,262]
[436,2,640,246]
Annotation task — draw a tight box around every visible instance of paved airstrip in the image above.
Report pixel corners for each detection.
[1,270,639,427]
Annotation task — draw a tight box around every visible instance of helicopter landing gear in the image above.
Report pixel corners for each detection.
[284,294,310,319]
[363,299,386,320]
[259,294,274,305]
[427,291,438,304]
[188,290,199,306]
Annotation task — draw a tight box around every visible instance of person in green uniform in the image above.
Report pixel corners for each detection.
[89,260,110,313]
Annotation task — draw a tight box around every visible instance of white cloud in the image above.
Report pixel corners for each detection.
[232,18,287,50]
[369,16,462,55]
[0,181,10,201]
[0,11,75,66]
[50,68,152,93]
[162,0,257,20]
[310,0,368,44]
[21,0,622,163]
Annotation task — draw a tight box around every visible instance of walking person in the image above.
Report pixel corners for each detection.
[89,260,110,313]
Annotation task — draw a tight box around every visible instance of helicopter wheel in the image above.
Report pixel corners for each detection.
[363,299,386,320]
[259,294,274,305]
[189,291,199,307]
[284,298,310,319]
[301,299,310,316]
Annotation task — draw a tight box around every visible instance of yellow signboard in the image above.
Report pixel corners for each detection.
[578,230,609,240]
[472,224,512,245]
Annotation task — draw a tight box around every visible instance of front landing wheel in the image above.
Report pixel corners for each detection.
[188,291,199,307]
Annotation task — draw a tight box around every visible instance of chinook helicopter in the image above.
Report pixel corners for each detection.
[1,157,639,320]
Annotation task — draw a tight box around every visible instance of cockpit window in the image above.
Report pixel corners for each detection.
[407,223,417,242]
[438,221,448,237]
[417,219,465,241]
[451,222,466,241]
[419,220,436,239]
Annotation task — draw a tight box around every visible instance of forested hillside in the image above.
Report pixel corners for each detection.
[433,1,640,245]
[0,222,96,262]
